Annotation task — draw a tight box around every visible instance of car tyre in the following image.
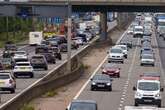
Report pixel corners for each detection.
[134,101,138,106]
[44,67,48,70]
[30,73,34,78]
[158,102,161,108]
[108,86,112,91]
[14,74,18,78]
[108,61,111,63]
[91,87,94,91]
[10,89,15,94]
[140,64,143,66]
[121,61,124,64]
[117,74,120,78]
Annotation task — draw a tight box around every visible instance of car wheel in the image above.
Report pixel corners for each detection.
[10,89,15,94]
[121,61,124,64]
[91,87,94,91]
[58,55,62,60]
[108,61,111,63]
[14,74,17,78]
[152,64,155,67]
[108,86,112,91]
[45,66,48,70]
[117,74,120,78]
[158,102,161,108]
[30,74,34,78]
[140,64,143,66]
[134,101,138,106]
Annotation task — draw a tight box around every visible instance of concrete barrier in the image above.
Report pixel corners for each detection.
[0,21,117,110]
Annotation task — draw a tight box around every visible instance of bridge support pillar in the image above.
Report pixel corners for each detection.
[100,11,107,41]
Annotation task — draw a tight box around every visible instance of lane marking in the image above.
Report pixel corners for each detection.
[73,23,129,100]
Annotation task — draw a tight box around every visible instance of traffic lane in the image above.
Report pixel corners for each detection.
[123,32,165,108]
[77,41,137,110]
[0,38,97,104]
[76,32,139,110]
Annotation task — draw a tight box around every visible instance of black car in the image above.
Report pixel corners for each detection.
[59,43,67,52]
[42,53,56,64]
[30,55,48,70]
[35,44,49,54]
[48,47,62,60]
[90,74,113,91]
[67,100,97,110]
[4,44,17,56]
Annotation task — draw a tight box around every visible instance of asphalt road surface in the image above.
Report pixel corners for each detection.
[75,23,165,110]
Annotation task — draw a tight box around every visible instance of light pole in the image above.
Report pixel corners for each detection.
[67,0,72,73]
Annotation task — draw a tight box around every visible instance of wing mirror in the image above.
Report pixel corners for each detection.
[110,79,113,81]
[107,51,109,54]
[133,86,137,91]
[66,108,68,110]
[90,78,93,81]
[161,88,164,92]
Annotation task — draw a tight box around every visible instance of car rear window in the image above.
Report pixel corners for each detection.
[16,63,30,66]
[70,102,96,110]
[0,74,10,79]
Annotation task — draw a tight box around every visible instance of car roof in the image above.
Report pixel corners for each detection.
[138,79,160,83]
[72,100,97,104]
[111,46,122,50]
[140,76,160,81]
[0,71,11,75]
[142,72,160,77]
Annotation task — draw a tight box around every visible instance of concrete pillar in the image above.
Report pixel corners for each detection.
[100,11,107,41]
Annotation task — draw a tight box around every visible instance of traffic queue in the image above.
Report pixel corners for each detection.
[0,16,99,94]
[67,13,165,110]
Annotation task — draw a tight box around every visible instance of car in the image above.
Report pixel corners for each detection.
[0,62,3,70]
[59,43,67,52]
[1,58,14,69]
[143,29,152,36]
[13,62,34,78]
[42,53,56,64]
[108,46,124,63]
[0,71,16,93]
[133,79,163,107]
[115,45,128,58]
[13,51,28,62]
[141,54,155,66]
[48,47,62,60]
[140,46,153,54]
[141,36,151,44]
[127,27,134,35]
[30,55,48,70]
[120,41,133,49]
[4,44,17,56]
[90,74,113,91]
[2,51,12,58]
[102,64,120,78]
[133,26,144,38]
[67,100,97,110]
[35,44,49,54]
[72,37,84,45]
[140,50,154,59]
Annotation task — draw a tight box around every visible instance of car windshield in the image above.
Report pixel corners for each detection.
[93,75,110,81]
[138,82,159,91]
[16,63,30,66]
[2,58,11,62]
[135,28,143,31]
[142,55,153,59]
[104,64,118,69]
[70,102,96,110]
[0,74,10,79]
[15,52,25,55]
[111,48,122,53]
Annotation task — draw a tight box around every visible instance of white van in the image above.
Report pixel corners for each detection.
[29,31,43,45]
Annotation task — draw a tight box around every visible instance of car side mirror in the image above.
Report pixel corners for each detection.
[161,88,164,92]
[133,86,137,91]
[66,108,68,110]
[90,78,93,81]
[110,79,113,81]
[107,51,109,54]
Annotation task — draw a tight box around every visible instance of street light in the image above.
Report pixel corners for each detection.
[67,0,72,73]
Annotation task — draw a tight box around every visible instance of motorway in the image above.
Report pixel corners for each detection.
[0,21,117,106]
[73,22,165,110]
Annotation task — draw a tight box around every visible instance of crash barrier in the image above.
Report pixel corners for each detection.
[0,21,118,110]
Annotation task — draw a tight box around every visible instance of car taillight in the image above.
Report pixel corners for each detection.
[9,79,13,84]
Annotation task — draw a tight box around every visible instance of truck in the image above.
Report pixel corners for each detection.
[29,31,43,46]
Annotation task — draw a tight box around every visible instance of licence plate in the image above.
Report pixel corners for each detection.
[20,67,26,69]
[0,82,5,85]
[144,100,152,102]
[98,85,105,87]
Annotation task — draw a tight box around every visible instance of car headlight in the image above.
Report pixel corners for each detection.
[106,83,111,86]
[92,82,96,85]
[155,93,160,97]
[136,92,141,97]
[102,69,107,73]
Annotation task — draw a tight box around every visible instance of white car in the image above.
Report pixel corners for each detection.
[133,79,163,107]
[133,26,144,38]
[0,72,16,93]
[115,45,128,58]
[13,62,34,78]
[13,51,28,62]
[108,46,124,63]
[141,54,155,66]
[127,27,134,35]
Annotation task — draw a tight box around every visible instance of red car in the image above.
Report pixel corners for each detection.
[102,64,120,78]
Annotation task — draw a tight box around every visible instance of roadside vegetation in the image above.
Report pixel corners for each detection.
[20,103,35,110]
[0,17,43,47]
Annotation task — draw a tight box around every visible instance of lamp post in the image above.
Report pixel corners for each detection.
[67,0,72,73]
